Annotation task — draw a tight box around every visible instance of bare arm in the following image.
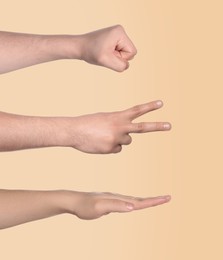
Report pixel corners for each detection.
[0,25,137,74]
[0,100,171,153]
[0,189,171,229]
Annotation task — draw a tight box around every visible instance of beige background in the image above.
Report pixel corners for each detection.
[0,0,222,259]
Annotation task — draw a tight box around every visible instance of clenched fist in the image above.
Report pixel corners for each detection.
[0,25,136,74]
[79,25,137,72]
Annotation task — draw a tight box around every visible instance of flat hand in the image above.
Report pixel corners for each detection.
[64,100,171,154]
[80,25,137,72]
[68,191,171,220]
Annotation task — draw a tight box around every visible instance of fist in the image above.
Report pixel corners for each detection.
[80,25,137,72]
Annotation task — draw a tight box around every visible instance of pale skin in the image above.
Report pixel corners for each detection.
[0,189,171,229]
[0,25,137,74]
[0,100,171,229]
[0,100,171,153]
[0,25,172,228]
[0,25,171,152]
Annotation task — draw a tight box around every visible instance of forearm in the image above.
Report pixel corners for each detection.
[0,189,171,229]
[0,189,70,229]
[0,31,83,74]
[0,111,70,151]
[0,25,137,73]
[0,101,171,153]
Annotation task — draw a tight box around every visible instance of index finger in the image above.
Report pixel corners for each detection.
[123,100,163,120]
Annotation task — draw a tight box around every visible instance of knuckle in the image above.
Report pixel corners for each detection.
[155,122,163,130]
[136,122,145,132]
[116,62,128,72]
[113,146,122,154]
[114,24,124,31]
[104,192,112,196]
[128,137,132,145]
[116,67,125,73]
[130,47,137,57]
[133,47,138,56]
[127,136,132,144]
[110,24,124,35]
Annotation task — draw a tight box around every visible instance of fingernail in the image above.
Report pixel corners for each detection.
[126,203,134,210]
[156,100,163,106]
[164,123,171,130]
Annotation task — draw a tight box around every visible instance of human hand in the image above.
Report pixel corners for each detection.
[0,189,171,229]
[62,100,171,154]
[0,25,136,74]
[65,191,171,220]
[0,100,171,153]
[79,25,137,72]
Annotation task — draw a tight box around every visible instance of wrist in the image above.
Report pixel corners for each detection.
[25,116,70,149]
[24,116,79,150]
[50,190,71,214]
[31,116,76,149]
[54,190,79,215]
[40,34,85,60]
[64,35,85,60]
[53,117,80,149]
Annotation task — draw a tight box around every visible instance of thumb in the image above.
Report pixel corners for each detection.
[101,199,134,215]
[109,55,129,72]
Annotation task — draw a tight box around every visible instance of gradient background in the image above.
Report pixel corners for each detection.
[0,0,222,259]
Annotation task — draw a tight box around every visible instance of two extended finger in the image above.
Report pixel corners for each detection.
[121,100,171,133]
